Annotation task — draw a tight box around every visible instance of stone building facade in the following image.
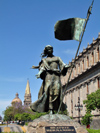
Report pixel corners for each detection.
[24,79,32,106]
[62,33,100,120]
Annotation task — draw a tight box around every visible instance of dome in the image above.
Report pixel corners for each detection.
[11,93,22,105]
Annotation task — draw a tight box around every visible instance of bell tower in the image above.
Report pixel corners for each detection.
[24,79,32,106]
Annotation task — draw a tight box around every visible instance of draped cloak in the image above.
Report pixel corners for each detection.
[30,56,68,112]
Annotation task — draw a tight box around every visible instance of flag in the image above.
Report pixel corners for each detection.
[54,18,86,41]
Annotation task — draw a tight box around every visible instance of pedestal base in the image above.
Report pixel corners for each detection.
[27,114,88,133]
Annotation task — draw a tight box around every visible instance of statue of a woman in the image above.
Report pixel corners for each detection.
[30,45,70,114]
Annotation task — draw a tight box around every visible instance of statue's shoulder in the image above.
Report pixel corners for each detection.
[52,56,60,59]
[42,58,47,62]
[56,56,62,61]
[40,58,48,65]
[39,58,46,62]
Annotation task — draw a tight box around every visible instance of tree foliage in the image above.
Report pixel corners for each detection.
[81,112,93,125]
[82,89,100,126]
[3,101,69,121]
[83,89,100,112]
[3,106,14,121]
[14,113,32,121]
[14,112,48,121]
[14,113,22,121]
[3,103,34,121]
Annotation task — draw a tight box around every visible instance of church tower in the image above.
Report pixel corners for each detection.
[24,79,32,106]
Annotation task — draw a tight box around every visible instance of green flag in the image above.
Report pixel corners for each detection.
[54,18,86,41]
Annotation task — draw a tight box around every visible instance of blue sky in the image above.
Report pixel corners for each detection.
[0,0,99,118]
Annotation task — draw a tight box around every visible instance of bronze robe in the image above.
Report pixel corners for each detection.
[30,56,67,112]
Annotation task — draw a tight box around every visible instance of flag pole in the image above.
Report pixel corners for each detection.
[58,0,94,113]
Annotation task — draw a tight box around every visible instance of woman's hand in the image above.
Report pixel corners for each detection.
[35,74,40,79]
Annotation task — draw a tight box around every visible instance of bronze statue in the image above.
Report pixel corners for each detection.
[30,45,70,114]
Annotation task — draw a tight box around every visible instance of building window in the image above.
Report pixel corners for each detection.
[78,63,80,73]
[92,52,94,65]
[73,66,76,76]
[82,60,84,70]
[98,77,100,88]
[76,64,78,75]
[87,83,89,95]
[71,92,73,117]
[75,66,76,76]
[87,56,89,68]
[97,47,99,61]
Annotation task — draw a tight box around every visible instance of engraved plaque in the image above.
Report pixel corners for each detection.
[45,126,76,133]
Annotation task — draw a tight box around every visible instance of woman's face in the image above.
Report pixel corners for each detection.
[47,47,53,56]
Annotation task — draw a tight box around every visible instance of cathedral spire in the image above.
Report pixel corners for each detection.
[24,79,32,106]
[25,79,30,95]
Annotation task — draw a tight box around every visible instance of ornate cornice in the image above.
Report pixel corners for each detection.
[65,73,100,92]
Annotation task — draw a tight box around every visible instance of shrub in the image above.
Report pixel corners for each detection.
[81,112,93,126]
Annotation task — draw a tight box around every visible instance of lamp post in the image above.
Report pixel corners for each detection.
[75,97,83,124]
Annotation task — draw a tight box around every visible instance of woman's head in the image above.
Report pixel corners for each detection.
[41,45,53,58]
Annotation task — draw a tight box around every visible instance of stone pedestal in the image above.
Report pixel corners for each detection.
[27,114,88,133]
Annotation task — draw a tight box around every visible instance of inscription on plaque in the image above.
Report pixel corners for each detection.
[45,126,76,133]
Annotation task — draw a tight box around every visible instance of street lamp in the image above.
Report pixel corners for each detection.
[74,97,83,124]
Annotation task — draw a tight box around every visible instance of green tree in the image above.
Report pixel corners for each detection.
[82,89,100,126]
[14,113,22,121]
[20,113,31,121]
[83,89,100,112]
[3,106,14,121]
[3,104,34,121]
[81,112,93,126]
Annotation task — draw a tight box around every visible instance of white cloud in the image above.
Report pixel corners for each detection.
[63,49,76,55]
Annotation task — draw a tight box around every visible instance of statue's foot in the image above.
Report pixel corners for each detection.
[49,110,53,114]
